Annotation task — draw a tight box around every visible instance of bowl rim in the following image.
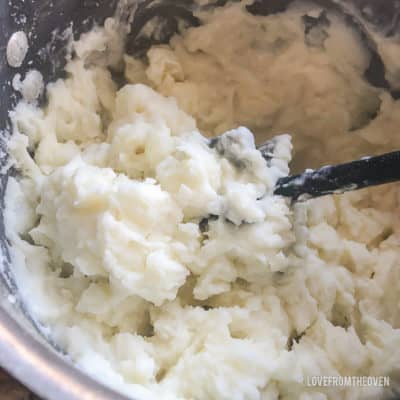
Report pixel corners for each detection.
[0,306,131,400]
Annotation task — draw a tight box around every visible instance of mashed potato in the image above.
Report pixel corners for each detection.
[4,1,400,400]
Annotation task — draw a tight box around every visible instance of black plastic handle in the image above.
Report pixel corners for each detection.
[274,151,400,201]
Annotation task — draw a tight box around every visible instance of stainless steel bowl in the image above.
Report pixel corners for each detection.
[0,0,399,398]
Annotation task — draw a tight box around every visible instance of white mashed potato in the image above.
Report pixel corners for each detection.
[4,2,400,400]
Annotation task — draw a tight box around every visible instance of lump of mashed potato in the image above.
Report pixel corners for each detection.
[4,1,400,400]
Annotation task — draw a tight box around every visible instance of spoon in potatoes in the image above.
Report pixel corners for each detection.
[212,133,400,202]
[266,148,400,201]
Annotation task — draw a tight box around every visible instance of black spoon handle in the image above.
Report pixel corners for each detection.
[274,151,400,201]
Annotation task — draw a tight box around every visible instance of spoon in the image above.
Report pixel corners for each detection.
[200,145,400,231]
[211,133,400,203]
[271,150,400,201]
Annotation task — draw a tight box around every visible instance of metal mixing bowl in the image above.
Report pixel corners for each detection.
[0,0,399,399]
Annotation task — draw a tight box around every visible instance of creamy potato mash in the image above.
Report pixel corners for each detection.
[4,2,400,400]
